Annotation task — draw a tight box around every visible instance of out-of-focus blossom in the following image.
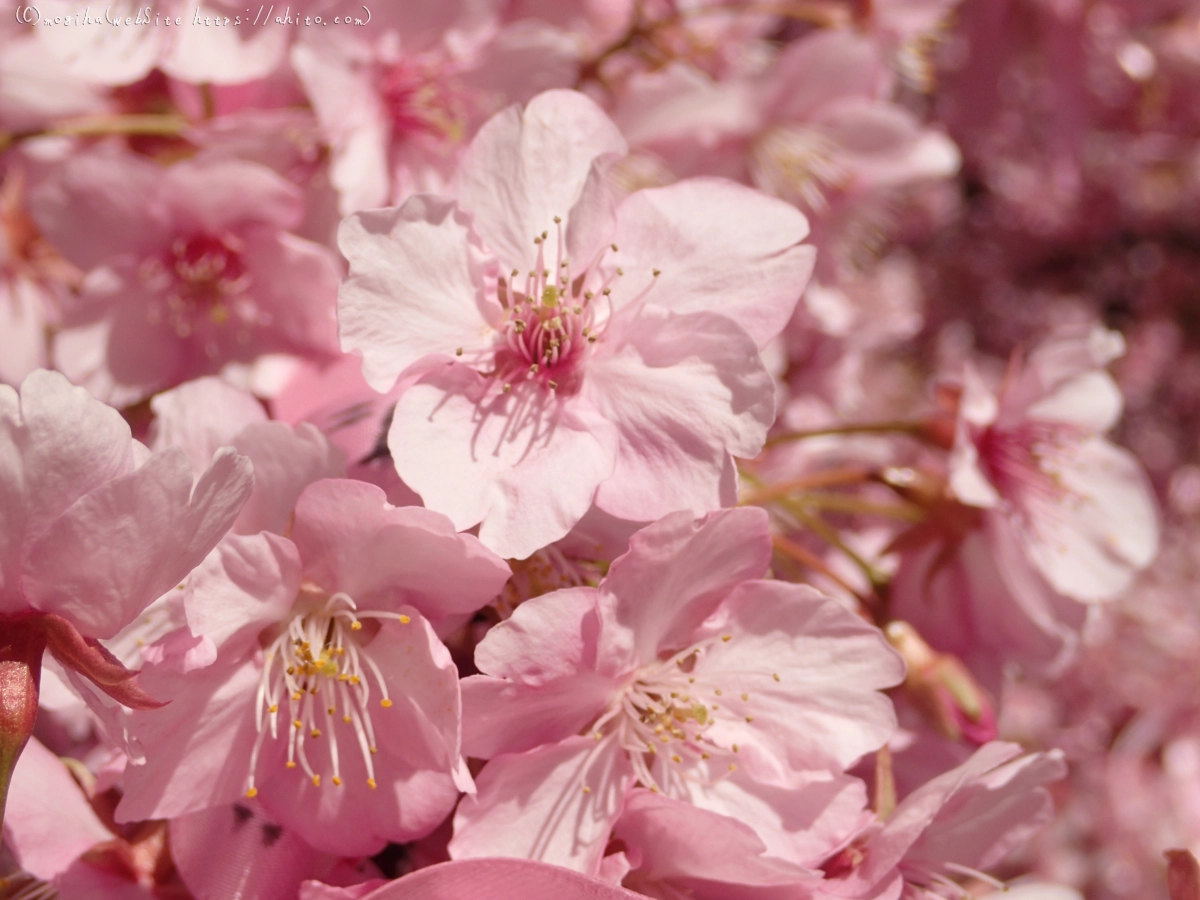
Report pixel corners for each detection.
[32,147,340,406]
[293,3,578,213]
[891,327,1160,676]
[451,507,903,874]
[339,89,813,558]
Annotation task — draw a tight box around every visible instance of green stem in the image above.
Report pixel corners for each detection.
[765,420,927,448]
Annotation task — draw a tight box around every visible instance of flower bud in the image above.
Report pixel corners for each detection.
[885,620,997,744]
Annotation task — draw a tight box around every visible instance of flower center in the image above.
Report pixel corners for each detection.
[244,586,410,798]
[977,420,1084,520]
[751,124,852,211]
[379,60,466,142]
[140,232,255,345]
[590,637,751,795]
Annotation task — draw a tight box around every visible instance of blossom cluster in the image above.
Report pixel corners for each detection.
[0,2,1196,899]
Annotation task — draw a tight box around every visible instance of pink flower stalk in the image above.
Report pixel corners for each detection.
[338,89,815,558]
[817,742,1066,900]
[450,507,905,874]
[118,477,510,856]
[32,147,340,406]
[891,327,1160,675]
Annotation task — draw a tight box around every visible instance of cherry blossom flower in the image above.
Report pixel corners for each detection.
[32,147,340,406]
[117,477,510,856]
[450,507,904,874]
[338,89,815,558]
[891,327,1160,676]
[293,4,578,213]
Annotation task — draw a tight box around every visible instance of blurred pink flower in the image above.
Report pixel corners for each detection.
[338,89,814,558]
[33,147,340,406]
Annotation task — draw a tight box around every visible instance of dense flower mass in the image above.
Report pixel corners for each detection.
[1,2,1197,899]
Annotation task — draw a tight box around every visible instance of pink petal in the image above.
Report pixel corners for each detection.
[608,179,814,347]
[338,196,497,392]
[390,365,619,560]
[230,424,346,536]
[24,446,253,638]
[452,90,627,275]
[615,788,821,889]
[694,581,905,775]
[601,507,773,663]
[1024,438,1159,601]
[288,478,511,622]
[450,735,634,874]
[4,736,111,880]
[149,377,269,477]
[170,803,344,900]
[185,532,302,657]
[118,656,265,822]
[359,858,648,900]
[587,307,776,521]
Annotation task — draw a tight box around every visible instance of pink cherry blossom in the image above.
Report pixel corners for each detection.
[890,327,1160,676]
[946,326,1158,602]
[338,89,814,558]
[450,507,904,874]
[117,477,510,856]
[32,147,340,406]
[293,5,578,213]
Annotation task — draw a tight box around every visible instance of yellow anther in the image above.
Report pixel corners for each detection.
[310,729,321,738]
[701,752,711,759]
[741,693,749,701]
[380,698,393,708]
[349,676,361,685]
[671,755,682,763]
[367,778,377,789]
[582,785,591,794]
[745,716,754,723]
[245,787,258,798]
[350,621,363,631]
[268,704,278,713]
[455,347,463,356]
[312,775,321,787]
[286,761,297,769]
[773,673,781,682]
[714,689,723,696]
[332,776,342,786]
[399,615,411,624]
[293,719,303,729]
[721,634,732,642]
[728,763,737,772]
[292,692,303,701]
[369,746,378,755]
[343,715,352,724]
[732,744,739,752]
[327,707,336,715]
[653,268,661,277]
